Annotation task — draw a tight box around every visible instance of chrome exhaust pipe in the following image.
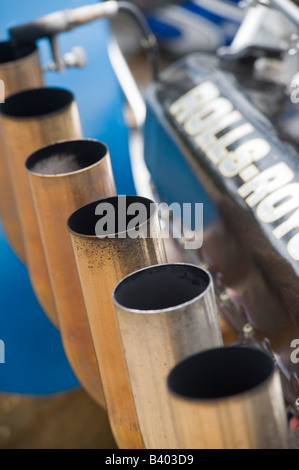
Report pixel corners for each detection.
[25,139,116,408]
[0,41,44,263]
[0,87,82,326]
[167,345,289,449]
[112,262,223,449]
[67,195,167,449]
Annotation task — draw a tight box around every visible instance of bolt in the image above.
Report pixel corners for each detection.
[243,323,254,336]
[219,291,230,302]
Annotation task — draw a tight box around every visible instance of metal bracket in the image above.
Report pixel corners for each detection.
[43,45,87,72]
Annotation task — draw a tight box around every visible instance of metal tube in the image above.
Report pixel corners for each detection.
[25,139,116,408]
[167,345,289,449]
[67,195,167,449]
[268,0,299,28]
[9,2,120,45]
[227,3,268,52]
[0,41,44,263]
[113,262,223,449]
[0,88,82,326]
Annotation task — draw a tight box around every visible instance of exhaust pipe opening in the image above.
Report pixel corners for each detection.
[0,40,37,63]
[0,40,44,264]
[168,345,275,400]
[112,262,222,448]
[26,139,108,176]
[113,263,211,311]
[0,87,73,117]
[167,346,289,449]
[67,194,166,449]
[25,138,115,408]
[0,85,81,324]
[67,195,155,237]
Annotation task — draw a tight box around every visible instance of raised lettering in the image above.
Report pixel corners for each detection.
[184,97,233,136]
[239,164,260,181]
[273,208,299,239]
[219,138,270,177]
[238,163,294,208]
[288,232,299,260]
[207,123,254,164]
[169,81,219,123]
[194,110,243,150]
[169,82,299,261]
[257,183,299,223]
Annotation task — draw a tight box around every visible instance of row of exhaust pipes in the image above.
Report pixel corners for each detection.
[0,9,292,450]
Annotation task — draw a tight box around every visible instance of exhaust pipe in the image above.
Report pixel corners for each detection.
[112,262,223,449]
[67,195,167,449]
[0,41,44,263]
[0,87,82,326]
[167,345,290,449]
[25,139,116,408]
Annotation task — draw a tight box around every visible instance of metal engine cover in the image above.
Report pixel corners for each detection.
[144,53,299,413]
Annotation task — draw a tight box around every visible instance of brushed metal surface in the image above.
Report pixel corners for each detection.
[168,345,289,449]
[26,139,116,407]
[113,262,223,448]
[68,195,167,449]
[0,42,44,262]
[0,87,82,325]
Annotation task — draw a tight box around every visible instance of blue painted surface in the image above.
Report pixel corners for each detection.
[144,93,218,228]
[0,0,135,394]
[0,221,79,394]
[146,17,182,40]
[146,0,243,49]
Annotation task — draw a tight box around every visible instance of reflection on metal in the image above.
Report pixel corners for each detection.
[108,38,146,129]
[108,38,153,201]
